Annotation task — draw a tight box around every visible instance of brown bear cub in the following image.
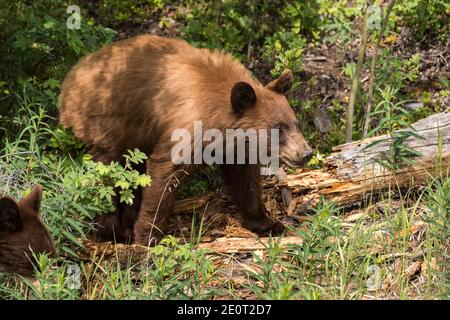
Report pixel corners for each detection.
[0,185,56,276]
[59,35,312,246]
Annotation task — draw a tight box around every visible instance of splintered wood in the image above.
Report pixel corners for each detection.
[197,236,303,253]
[79,236,304,263]
[266,112,450,214]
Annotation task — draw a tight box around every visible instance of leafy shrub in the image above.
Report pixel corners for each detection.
[391,0,450,41]
[0,0,116,140]
[179,0,320,63]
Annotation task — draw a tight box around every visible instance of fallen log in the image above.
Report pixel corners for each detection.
[78,236,304,264]
[197,236,303,254]
[264,112,450,216]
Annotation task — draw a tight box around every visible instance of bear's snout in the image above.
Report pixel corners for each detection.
[279,130,312,168]
[298,149,313,165]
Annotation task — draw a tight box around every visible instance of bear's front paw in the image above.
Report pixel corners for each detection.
[243,218,286,237]
[265,220,286,236]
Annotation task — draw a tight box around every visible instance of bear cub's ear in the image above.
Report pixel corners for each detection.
[266,69,293,96]
[0,197,23,233]
[19,184,42,213]
[231,81,257,115]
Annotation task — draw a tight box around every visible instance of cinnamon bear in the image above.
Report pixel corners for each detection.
[0,185,56,276]
[59,35,312,246]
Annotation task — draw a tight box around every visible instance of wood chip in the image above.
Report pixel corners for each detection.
[198,236,303,254]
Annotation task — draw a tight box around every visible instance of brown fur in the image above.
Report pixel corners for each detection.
[0,185,56,276]
[59,35,312,246]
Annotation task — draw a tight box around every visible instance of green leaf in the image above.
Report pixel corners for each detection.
[95,163,110,175]
[115,180,130,190]
[44,21,55,29]
[137,175,151,187]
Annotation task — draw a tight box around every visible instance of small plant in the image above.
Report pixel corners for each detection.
[142,236,218,299]
[245,237,302,300]
[265,35,305,109]
[306,151,326,169]
[364,86,424,171]
[0,253,80,300]
[64,149,151,211]
[368,130,424,171]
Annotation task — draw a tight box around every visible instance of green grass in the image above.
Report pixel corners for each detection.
[1,179,447,300]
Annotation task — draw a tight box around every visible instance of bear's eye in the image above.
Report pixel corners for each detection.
[276,123,289,132]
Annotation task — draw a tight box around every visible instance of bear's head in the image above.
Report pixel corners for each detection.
[231,69,313,167]
[0,185,56,276]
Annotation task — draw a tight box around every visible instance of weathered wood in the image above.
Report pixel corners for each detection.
[271,112,450,213]
[78,236,304,264]
[198,236,303,253]
[78,240,150,265]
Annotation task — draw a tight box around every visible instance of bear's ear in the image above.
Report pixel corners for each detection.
[266,69,293,96]
[0,197,23,233]
[231,81,257,115]
[19,184,42,214]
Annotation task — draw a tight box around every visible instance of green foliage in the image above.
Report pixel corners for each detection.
[53,149,151,253]
[180,0,319,65]
[49,127,86,155]
[291,200,344,284]
[180,0,250,57]
[146,236,218,299]
[306,151,326,169]
[65,149,151,211]
[374,51,420,94]
[268,38,305,79]
[392,0,450,41]
[86,0,165,26]
[0,146,151,256]
[0,0,116,138]
[0,253,81,300]
[177,166,220,199]
[367,86,415,135]
[177,178,209,200]
[319,0,363,44]
[344,51,422,142]
[245,198,382,299]
[246,237,304,300]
